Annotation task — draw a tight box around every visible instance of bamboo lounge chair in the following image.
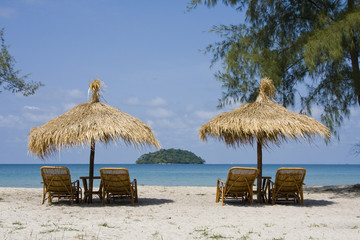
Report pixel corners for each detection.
[40,166,82,204]
[100,168,138,205]
[271,167,306,205]
[216,167,258,205]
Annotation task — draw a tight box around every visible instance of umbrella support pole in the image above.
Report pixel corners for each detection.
[257,140,262,203]
[88,140,95,203]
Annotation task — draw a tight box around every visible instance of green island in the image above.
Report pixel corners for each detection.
[136,148,205,164]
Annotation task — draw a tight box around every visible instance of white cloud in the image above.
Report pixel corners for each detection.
[194,110,222,120]
[67,89,84,99]
[63,103,77,111]
[5,136,27,144]
[146,120,154,127]
[126,97,140,105]
[126,97,167,107]
[52,89,85,102]
[24,106,41,111]
[146,108,174,118]
[0,7,16,18]
[147,97,167,107]
[23,112,56,123]
[186,104,195,111]
[155,118,188,130]
[0,115,23,128]
[0,105,59,129]
[22,104,59,123]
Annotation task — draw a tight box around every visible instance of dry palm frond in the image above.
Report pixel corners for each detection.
[199,78,330,148]
[28,79,160,159]
[89,78,105,103]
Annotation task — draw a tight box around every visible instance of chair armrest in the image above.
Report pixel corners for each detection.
[217,179,225,188]
[131,179,137,187]
[71,179,80,185]
[268,180,274,188]
[71,180,81,191]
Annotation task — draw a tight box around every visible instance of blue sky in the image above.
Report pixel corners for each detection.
[0,0,359,165]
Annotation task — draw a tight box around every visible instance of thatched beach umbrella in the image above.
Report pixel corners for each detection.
[28,79,160,203]
[199,78,330,202]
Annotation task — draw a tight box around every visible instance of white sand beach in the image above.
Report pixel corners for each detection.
[0,185,359,240]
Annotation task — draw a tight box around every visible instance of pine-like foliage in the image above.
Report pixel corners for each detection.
[0,29,43,96]
[190,0,360,137]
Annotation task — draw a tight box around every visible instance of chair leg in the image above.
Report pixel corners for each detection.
[70,192,74,205]
[300,190,304,206]
[221,188,225,206]
[262,191,267,203]
[42,192,46,205]
[42,186,46,204]
[272,190,276,205]
[216,187,220,203]
[102,191,105,205]
[134,180,138,203]
[130,191,135,206]
[135,194,138,203]
[76,189,79,203]
[134,190,138,203]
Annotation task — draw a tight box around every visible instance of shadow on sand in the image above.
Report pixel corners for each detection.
[137,198,174,206]
[220,198,335,207]
[217,199,270,207]
[301,184,360,207]
[44,197,174,207]
[302,199,335,207]
[305,184,360,195]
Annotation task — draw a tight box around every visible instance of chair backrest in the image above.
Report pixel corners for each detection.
[100,168,131,193]
[274,168,306,193]
[225,167,258,193]
[40,166,72,192]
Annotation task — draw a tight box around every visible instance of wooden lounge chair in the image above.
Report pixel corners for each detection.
[271,167,306,205]
[40,166,81,204]
[216,167,258,205]
[253,176,272,203]
[100,168,138,205]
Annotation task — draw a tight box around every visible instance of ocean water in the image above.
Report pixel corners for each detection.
[0,164,359,188]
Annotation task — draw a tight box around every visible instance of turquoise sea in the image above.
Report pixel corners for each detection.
[0,164,359,188]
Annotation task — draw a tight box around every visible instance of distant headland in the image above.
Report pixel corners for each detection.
[136,148,205,164]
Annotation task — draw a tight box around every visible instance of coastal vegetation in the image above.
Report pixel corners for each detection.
[136,148,205,164]
[190,0,360,139]
[0,29,43,96]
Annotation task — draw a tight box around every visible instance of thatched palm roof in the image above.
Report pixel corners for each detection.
[199,78,330,147]
[28,79,160,159]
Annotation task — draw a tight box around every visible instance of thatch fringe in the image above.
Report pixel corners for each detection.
[199,78,330,148]
[28,79,160,159]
